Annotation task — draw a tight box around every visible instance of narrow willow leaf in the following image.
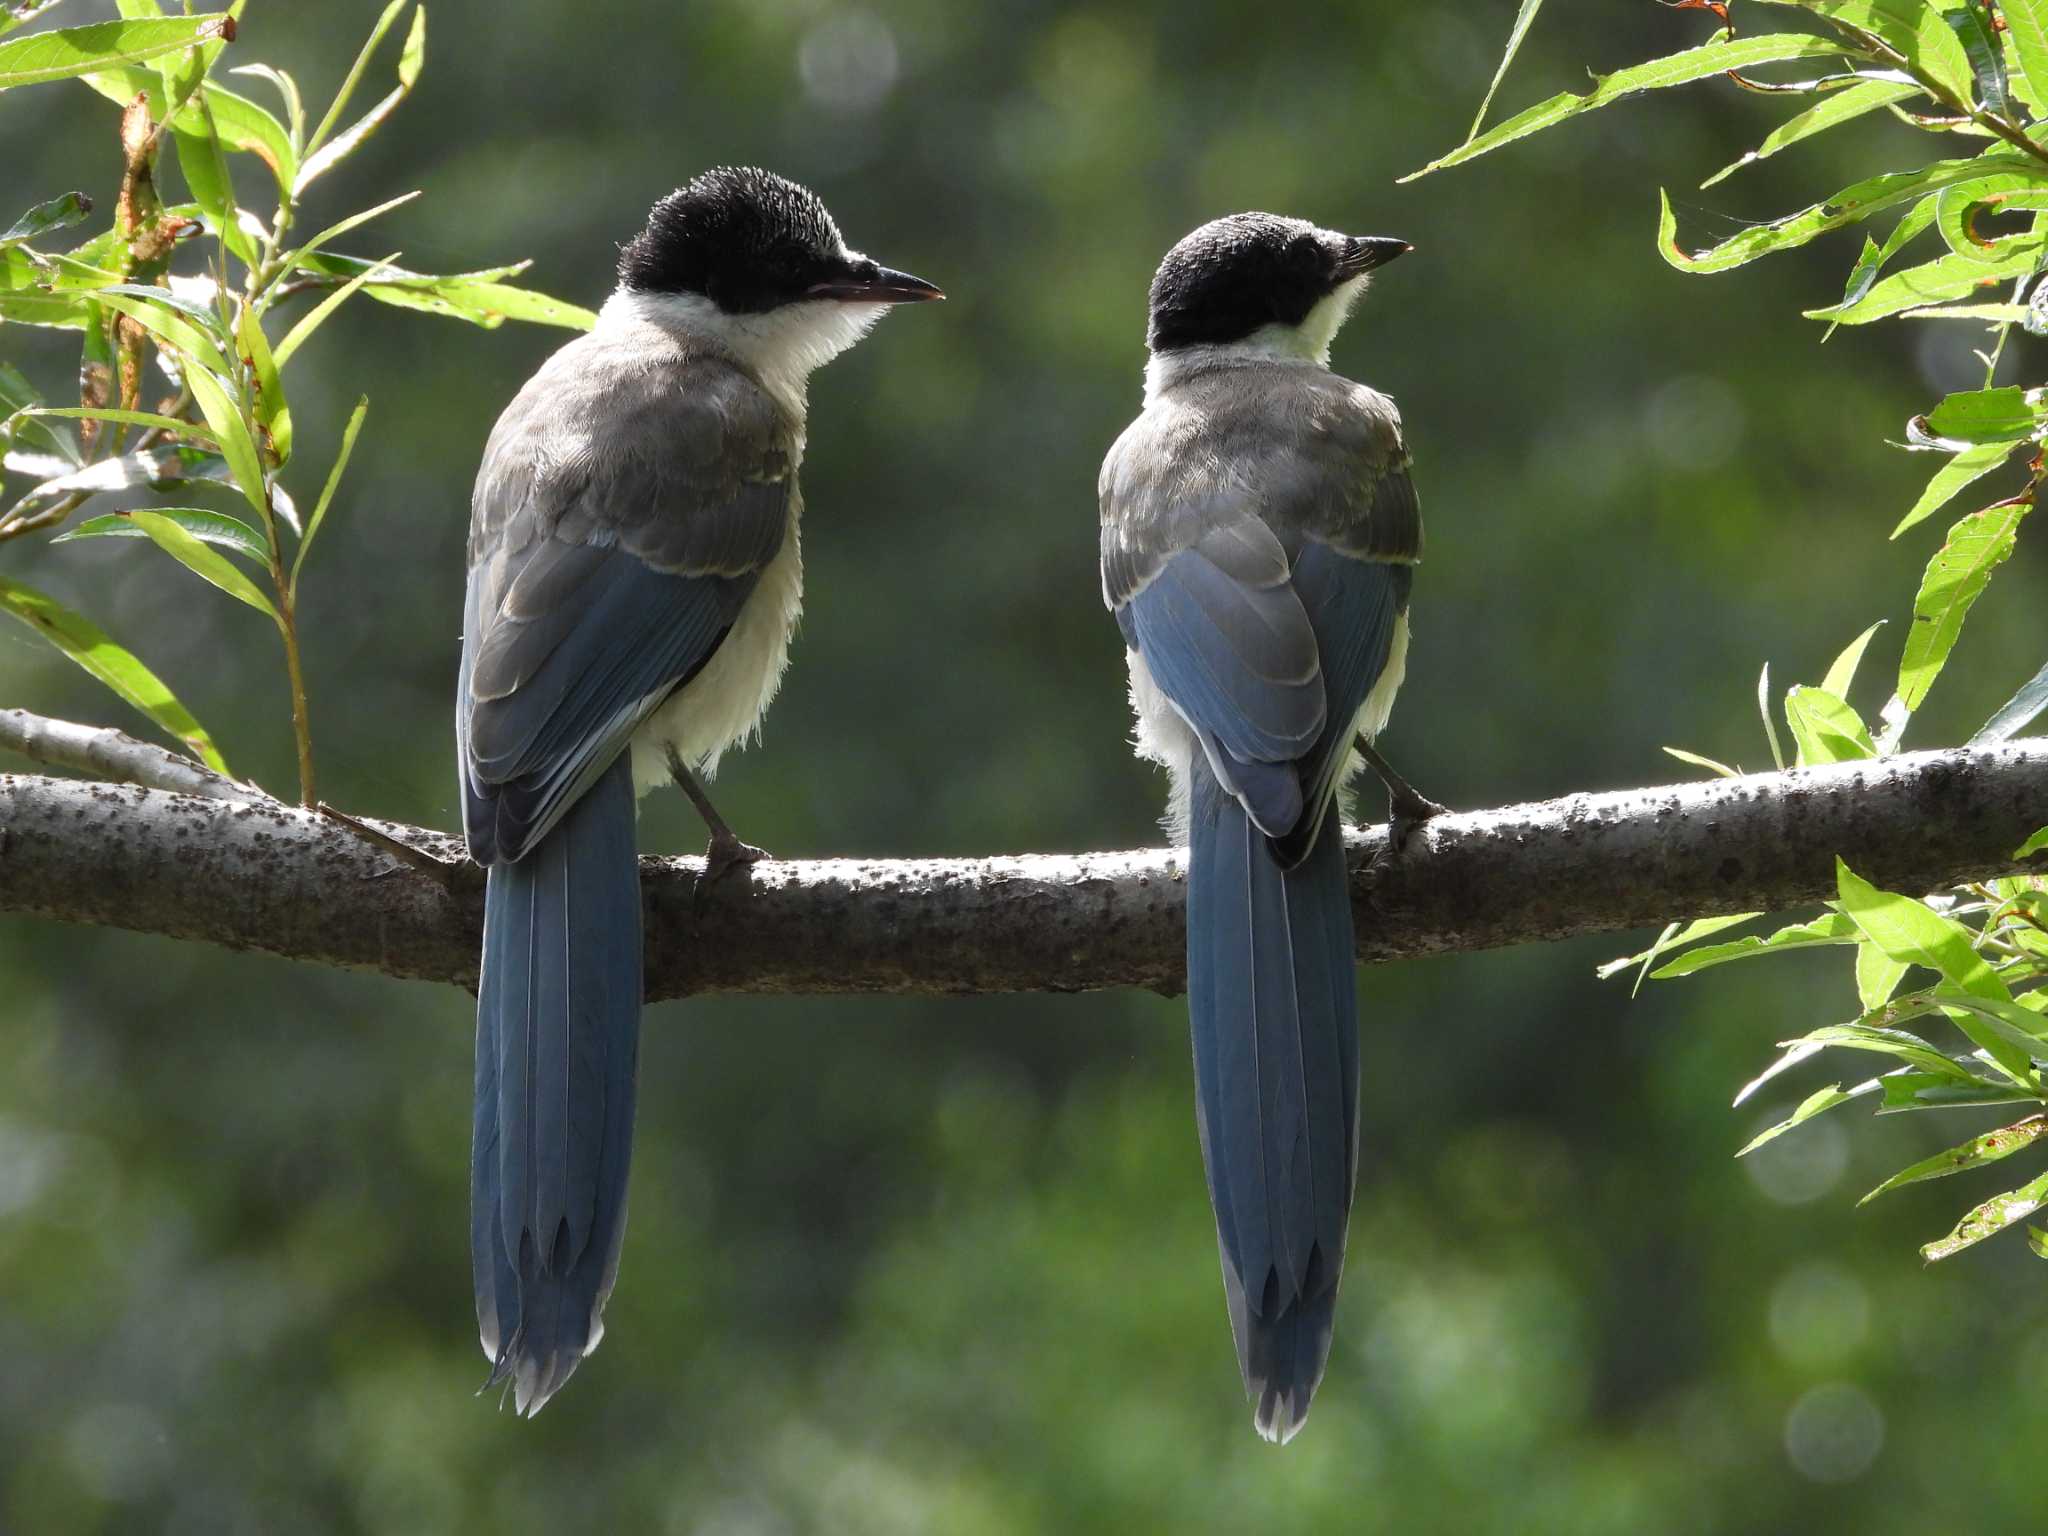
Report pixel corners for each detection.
[236,302,289,465]
[1790,1021,1980,1077]
[1785,685,1876,765]
[229,64,302,153]
[303,0,407,164]
[1750,0,1974,103]
[1597,912,1760,987]
[1464,0,1547,139]
[2031,1226,2048,1260]
[1660,154,2029,275]
[53,505,267,562]
[1738,1080,1878,1156]
[1893,438,2019,537]
[1856,940,1910,1010]
[0,364,78,466]
[127,510,278,620]
[1821,620,1885,699]
[1650,912,1859,978]
[284,189,420,267]
[1701,77,1919,189]
[0,191,92,248]
[1403,33,1849,182]
[1878,1071,2034,1111]
[22,404,218,445]
[1949,0,2010,116]
[1921,1169,2048,1260]
[1758,661,1786,771]
[91,291,232,381]
[2017,828,2048,859]
[1934,173,2048,265]
[1973,661,2048,745]
[1662,745,1739,777]
[290,394,366,594]
[1862,1116,2048,1205]
[0,14,226,89]
[1807,243,2045,324]
[1837,859,2010,1000]
[3,444,184,514]
[2005,0,2048,119]
[1933,991,2048,1083]
[170,119,256,268]
[1899,301,2031,320]
[292,4,423,194]
[182,365,267,518]
[1898,499,2030,709]
[0,573,227,770]
[1922,385,2044,441]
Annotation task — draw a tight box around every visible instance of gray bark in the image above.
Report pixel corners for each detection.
[3,740,2044,999]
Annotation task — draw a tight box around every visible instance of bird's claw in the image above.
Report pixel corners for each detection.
[703,832,769,885]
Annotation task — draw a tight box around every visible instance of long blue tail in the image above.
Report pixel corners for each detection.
[471,753,641,1416]
[1186,760,1359,1444]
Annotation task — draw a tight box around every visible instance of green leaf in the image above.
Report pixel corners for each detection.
[0,364,78,466]
[1737,1080,1878,1156]
[126,509,277,620]
[1752,0,1975,103]
[1893,438,2020,537]
[236,301,288,465]
[1792,1020,1982,1077]
[1464,0,1548,140]
[1659,154,2031,274]
[1402,33,1849,181]
[1758,661,1786,771]
[290,394,365,594]
[1921,1169,2048,1260]
[1856,939,1910,1010]
[1649,912,1860,979]
[0,573,227,770]
[228,63,302,154]
[1821,620,1885,699]
[0,190,92,248]
[1598,912,1760,985]
[0,14,227,89]
[2017,827,2048,860]
[170,117,256,270]
[1922,385,2044,441]
[292,5,424,194]
[3,443,187,515]
[19,404,218,445]
[1898,499,2030,710]
[2004,0,2048,121]
[1785,685,1876,765]
[1931,990,2048,1083]
[2030,1226,2048,1260]
[91,290,232,381]
[1661,745,1739,777]
[1701,76,1920,189]
[283,189,419,268]
[302,0,407,164]
[1806,243,2045,325]
[1836,858,2010,1000]
[1950,0,2010,116]
[1879,1070,2035,1111]
[182,364,266,518]
[53,505,266,562]
[1973,660,2048,745]
[1934,172,2048,265]
[1861,1115,2048,1205]
[282,251,597,335]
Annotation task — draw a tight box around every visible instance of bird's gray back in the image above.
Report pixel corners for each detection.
[1099,359,1419,608]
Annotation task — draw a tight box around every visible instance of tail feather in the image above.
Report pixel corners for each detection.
[1187,760,1359,1444]
[472,753,641,1416]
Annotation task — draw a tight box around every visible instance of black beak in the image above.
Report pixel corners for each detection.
[1337,235,1413,277]
[806,262,945,304]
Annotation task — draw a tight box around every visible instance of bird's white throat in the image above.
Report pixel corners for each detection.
[1143,273,1368,405]
[600,288,888,420]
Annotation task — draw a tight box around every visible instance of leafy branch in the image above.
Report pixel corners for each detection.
[1411,0,2048,1270]
[0,2,592,804]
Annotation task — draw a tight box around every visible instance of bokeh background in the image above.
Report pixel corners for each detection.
[5,2,2048,1530]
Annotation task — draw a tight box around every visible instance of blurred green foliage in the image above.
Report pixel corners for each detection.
[3,1,2048,1531]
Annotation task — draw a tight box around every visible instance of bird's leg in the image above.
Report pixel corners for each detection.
[1355,735,1447,855]
[664,743,769,882]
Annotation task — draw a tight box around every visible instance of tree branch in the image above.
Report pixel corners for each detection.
[1,741,2044,1000]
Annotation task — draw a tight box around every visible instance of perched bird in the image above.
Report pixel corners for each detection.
[1098,212,1421,1442]
[457,167,941,1414]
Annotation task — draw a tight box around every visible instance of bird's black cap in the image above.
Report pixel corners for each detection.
[1146,212,1408,353]
[618,166,941,313]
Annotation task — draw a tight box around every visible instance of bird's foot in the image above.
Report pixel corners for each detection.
[702,829,770,884]
[1355,736,1447,860]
